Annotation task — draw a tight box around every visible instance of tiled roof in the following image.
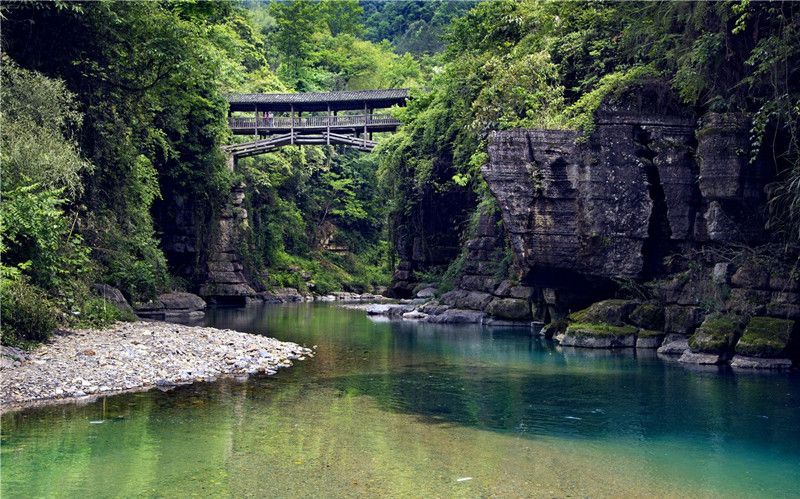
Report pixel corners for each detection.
[226,89,409,105]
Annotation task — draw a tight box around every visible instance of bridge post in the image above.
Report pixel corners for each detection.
[290,104,294,145]
[363,102,368,147]
[326,103,330,146]
[225,151,237,172]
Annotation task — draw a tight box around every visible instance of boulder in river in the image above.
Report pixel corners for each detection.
[134,292,206,318]
[558,323,638,348]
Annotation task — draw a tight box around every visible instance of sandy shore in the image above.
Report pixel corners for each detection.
[0,321,313,411]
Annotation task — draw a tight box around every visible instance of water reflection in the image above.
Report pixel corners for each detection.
[2,303,800,498]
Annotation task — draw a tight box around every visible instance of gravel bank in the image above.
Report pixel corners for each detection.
[0,321,313,411]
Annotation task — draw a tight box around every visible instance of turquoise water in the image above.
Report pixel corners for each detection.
[2,303,799,497]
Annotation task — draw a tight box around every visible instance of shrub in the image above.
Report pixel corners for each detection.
[76,296,136,328]
[0,278,59,344]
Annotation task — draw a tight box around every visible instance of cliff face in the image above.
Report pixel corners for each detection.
[482,84,772,303]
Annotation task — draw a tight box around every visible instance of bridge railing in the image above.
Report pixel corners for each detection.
[229,113,400,130]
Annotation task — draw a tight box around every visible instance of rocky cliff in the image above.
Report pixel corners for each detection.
[413,82,798,368]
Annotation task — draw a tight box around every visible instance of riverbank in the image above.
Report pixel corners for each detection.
[0,321,313,412]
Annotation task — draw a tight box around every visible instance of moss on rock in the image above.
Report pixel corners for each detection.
[560,322,638,348]
[629,302,665,330]
[688,314,745,354]
[567,322,638,337]
[637,329,663,338]
[735,316,795,358]
[568,299,638,326]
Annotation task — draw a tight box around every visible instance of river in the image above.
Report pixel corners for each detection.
[2,303,799,497]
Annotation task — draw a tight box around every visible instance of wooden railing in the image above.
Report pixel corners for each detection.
[228,113,400,130]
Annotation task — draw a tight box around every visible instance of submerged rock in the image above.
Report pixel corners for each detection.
[678,351,727,365]
[730,355,793,370]
[426,309,485,324]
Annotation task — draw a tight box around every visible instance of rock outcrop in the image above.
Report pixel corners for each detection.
[482,83,772,313]
[199,183,256,301]
[90,284,133,313]
[395,81,798,366]
[134,292,206,319]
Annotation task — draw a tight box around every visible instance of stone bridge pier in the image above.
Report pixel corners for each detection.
[199,178,256,303]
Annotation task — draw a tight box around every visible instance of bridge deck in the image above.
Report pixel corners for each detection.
[229,113,400,136]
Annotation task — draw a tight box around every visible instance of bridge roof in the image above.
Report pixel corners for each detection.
[226,88,409,113]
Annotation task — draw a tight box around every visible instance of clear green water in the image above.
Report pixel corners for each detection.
[2,304,800,498]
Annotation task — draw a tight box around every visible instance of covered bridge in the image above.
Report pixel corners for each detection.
[225,89,408,154]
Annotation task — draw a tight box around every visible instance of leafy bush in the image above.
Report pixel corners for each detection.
[76,297,136,329]
[0,279,59,345]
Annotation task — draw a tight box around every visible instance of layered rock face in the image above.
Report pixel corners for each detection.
[437,206,539,323]
[199,183,256,301]
[470,82,798,366]
[482,84,771,310]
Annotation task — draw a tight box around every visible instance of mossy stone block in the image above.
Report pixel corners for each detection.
[735,316,795,358]
[560,322,638,348]
[629,302,665,330]
[568,299,638,326]
[688,314,745,354]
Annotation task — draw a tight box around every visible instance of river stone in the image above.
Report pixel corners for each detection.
[559,324,638,349]
[418,301,450,315]
[158,292,206,313]
[427,309,485,324]
[415,287,437,299]
[568,299,639,327]
[657,336,690,355]
[678,351,726,365]
[635,331,665,349]
[688,314,745,355]
[385,305,415,319]
[485,298,531,321]
[735,316,795,358]
[364,304,394,315]
[402,310,428,320]
[730,355,793,370]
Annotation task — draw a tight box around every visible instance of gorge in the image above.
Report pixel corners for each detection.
[1,1,799,497]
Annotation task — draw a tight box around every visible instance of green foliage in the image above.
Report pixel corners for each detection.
[0,278,59,344]
[0,184,92,291]
[0,59,91,199]
[362,1,478,55]
[76,297,136,329]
